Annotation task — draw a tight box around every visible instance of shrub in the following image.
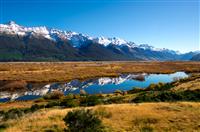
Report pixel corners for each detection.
[132,90,200,103]
[140,126,154,132]
[80,95,103,106]
[3,108,24,120]
[105,96,124,104]
[145,82,173,91]
[128,87,144,94]
[43,91,64,100]
[60,98,79,108]
[114,90,122,95]
[73,94,81,99]
[0,123,8,131]
[1,104,46,120]
[65,93,74,99]
[94,107,112,119]
[147,83,157,91]
[63,109,104,132]
[34,98,45,103]
[45,101,60,108]
[30,104,45,112]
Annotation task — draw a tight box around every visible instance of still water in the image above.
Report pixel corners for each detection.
[0,72,188,102]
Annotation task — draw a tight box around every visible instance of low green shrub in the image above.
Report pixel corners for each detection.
[0,123,8,131]
[43,91,64,100]
[94,107,112,119]
[1,104,46,120]
[34,98,45,103]
[45,101,60,108]
[140,126,154,132]
[31,104,45,112]
[80,95,103,106]
[3,108,24,120]
[63,109,104,132]
[128,87,144,94]
[132,90,200,103]
[60,98,79,108]
[114,90,122,95]
[145,82,173,91]
[105,96,124,104]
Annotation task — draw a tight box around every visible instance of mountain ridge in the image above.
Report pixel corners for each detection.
[0,21,198,61]
[191,53,200,61]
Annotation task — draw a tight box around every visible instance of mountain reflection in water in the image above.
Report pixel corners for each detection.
[0,72,188,102]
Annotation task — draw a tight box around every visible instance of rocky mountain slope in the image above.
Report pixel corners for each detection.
[0,21,197,61]
[191,53,200,61]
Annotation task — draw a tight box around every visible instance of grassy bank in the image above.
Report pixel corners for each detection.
[1,102,200,132]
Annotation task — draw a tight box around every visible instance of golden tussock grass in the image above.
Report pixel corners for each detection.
[3,102,200,132]
[0,101,46,110]
[172,78,200,91]
[0,61,200,83]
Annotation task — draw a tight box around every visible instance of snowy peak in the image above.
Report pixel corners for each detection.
[7,21,20,27]
[93,37,111,46]
[0,21,51,39]
[0,21,181,54]
[93,37,128,47]
[0,21,94,47]
[110,37,127,45]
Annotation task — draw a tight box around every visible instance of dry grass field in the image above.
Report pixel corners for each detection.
[172,78,200,91]
[0,100,47,110]
[0,61,200,82]
[3,102,200,132]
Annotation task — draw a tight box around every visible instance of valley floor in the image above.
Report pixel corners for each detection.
[0,61,200,132]
[0,61,200,82]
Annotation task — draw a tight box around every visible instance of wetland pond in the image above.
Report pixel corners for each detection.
[0,72,188,102]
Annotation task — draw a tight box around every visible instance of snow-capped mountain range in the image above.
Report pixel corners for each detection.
[0,21,176,52]
[0,21,198,61]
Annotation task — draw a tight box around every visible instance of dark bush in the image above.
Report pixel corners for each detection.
[30,104,45,112]
[132,90,200,103]
[34,98,45,103]
[60,98,79,108]
[43,91,64,100]
[114,90,122,95]
[3,108,24,120]
[105,96,124,104]
[45,101,60,108]
[63,109,104,132]
[127,87,144,94]
[0,110,5,116]
[1,104,46,120]
[80,95,103,106]
[145,82,173,91]
[0,123,8,131]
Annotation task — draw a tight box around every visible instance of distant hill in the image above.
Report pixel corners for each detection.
[0,21,197,61]
[191,53,200,61]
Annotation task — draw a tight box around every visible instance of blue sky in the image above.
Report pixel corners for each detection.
[0,0,199,52]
